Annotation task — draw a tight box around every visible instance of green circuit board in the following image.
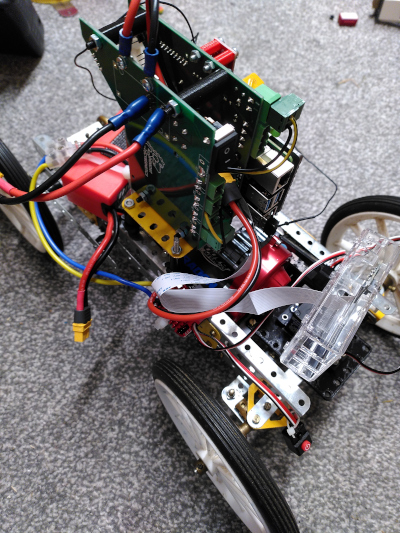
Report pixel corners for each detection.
[80,11,303,253]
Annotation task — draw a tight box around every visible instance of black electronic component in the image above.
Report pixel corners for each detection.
[178,69,230,107]
[282,422,312,457]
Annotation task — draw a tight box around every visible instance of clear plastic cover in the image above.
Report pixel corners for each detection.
[44,138,78,169]
[280,229,400,381]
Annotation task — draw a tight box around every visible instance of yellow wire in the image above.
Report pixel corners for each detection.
[246,116,298,176]
[28,164,152,286]
[203,212,223,244]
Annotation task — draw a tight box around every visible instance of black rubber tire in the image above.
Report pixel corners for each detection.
[153,358,299,533]
[321,196,400,247]
[0,139,64,251]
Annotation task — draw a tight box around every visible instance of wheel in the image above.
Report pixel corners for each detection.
[0,139,64,252]
[153,358,299,533]
[321,196,400,335]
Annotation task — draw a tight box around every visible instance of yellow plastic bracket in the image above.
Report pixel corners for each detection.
[72,320,92,343]
[247,383,287,429]
[122,190,193,258]
[242,73,265,89]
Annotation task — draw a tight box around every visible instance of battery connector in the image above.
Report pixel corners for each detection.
[73,306,92,342]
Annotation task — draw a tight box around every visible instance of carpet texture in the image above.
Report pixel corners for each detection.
[0,1,399,532]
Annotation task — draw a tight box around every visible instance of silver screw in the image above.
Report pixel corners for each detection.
[264,402,272,411]
[189,50,201,63]
[116,56,127,71]
[124,199,134,208]
[141,78,153,92]
[203,60,215,73]
[227,389,235,399]
[171,234,182,256]
[252,414,261,424]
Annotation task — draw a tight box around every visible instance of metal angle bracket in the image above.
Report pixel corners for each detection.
[221,376,249,422]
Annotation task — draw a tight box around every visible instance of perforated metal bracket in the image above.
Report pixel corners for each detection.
[210,312,310,417]
[221,376,249,422]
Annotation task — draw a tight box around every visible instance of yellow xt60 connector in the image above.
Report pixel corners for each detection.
[72,320,92,342]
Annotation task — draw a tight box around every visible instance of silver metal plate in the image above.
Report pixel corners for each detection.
[210,312,310,416]
[275,211,330,260]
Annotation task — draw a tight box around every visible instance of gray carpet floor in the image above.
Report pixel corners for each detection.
[1,1,400,532]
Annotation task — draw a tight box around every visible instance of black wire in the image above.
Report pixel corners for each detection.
[347,353,400,376]
[0,123,114,205]
[227,125,292,174]
[87,147,129,166]
[84,210,120,306]
[276,153,338,227]
[74,49,117,102]
[148,0,160,54]
[140,1,196,42]
[159,1,196,42]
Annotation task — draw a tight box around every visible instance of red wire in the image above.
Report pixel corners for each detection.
[10,142,141,203]
[330,258,344,268]
[147,200,260,322]
[122,0,141,37]
[159,184,194,193]
[92,142,124,153]
[76,211,115,311]
[145,0,151,38]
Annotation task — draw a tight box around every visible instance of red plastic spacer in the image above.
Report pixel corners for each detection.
[301,440,311,452]
[201,38,223,56]
[214,49,236,68]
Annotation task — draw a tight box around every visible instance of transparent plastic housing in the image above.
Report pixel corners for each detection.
[280,229,400,382]
[44,138,78,169]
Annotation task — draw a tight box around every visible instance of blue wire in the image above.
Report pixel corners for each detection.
[34,161,152,297]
